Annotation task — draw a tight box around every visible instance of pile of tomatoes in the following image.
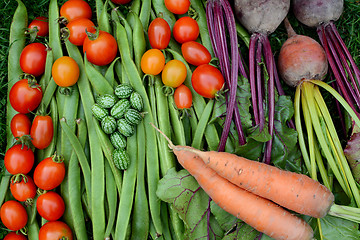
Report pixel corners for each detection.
[141,0,225,111]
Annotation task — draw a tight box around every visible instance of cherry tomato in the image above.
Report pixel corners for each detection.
[10,113,31,138]
[34,156,65,190]
[28,16,49,37]
[19,43,47,77]
[37,192,65,221]
[173,16,199,44]
[30,115,53,150]
[111,0,132,4]
[181,41,211,66]
[191,64,224,98]
[141,49,166,75]
[83,30,118,66]
[60,0,92,22]
[4,145,34,175]
[161,60,187,88]
[174,84,192,109]
[52,56,80,87]
[9,79,42,114]
[67,18,95,46]
[4,232,27,240]
[148,18,171,50]
[39,221,73,240]
[164,0,190,14]
[0,201,28,231]
[10,175,37,202]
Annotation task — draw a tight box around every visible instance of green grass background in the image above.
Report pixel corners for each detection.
[0,0,359,237]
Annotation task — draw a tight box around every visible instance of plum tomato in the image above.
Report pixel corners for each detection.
[33,156,65,190]
[39,221,73,240]
[19,43,47,77]
[36,191,65,221]
[174,84,192,109]
[0,201,28,231]
[173,16,199,44]
[4,145,34,175]
[164,0,190,15]
[30,115,54,150]
[181,41,211,66]
[140,49,166,75]
[148,18,171,50]
[9,79,42,114]
[3,232,27,240]
[10,175,37,203]
[52,56,80,87]
[161,60,187,88]
[191,64,224,98]
[83,30,118,66]
[10,113,31,138]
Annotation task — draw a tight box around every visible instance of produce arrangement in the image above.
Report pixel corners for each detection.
[0,0,360,239]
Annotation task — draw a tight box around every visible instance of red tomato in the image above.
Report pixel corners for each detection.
[173,16,199,44]
[19,43,47,77]
[10,175,37,202]
[36,192,65,221]
[111,0,132,4]
[148,18,171,50]
[39,221,73,240]
[28,16,49,37]
[34,156,65,190]
[30,115,53,149]
[164,0,190,15]
[52,56,80,87]
[191,64,224,98]
[83,30,118,66]
[4,232,27,240]
[174,84,192,109]
[9,79,43,114]
[0,201,28,231]
[161,60,187,88]
[60,0,92,22]
[10,113,31,138]
[181,41,211,66]
[141,49,166,75]
[67,18,95,46]
[4,145,34,175]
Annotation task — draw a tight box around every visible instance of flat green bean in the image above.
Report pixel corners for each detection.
[105,57,120,87]
[168,96,186,146]
[104,160,117,238]
[126,0,141,28]
[131,12,146,76]
[160,202,172,240]
[39,49,54,89]
[139,0,151,31]
[98,0,112,33]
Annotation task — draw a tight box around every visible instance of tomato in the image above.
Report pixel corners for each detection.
[111,0,132,4]
[191,64,224,98]
[148,18,171,50]
[10,113,31,138]
[174,84,192,109]
[30,115,53,150]
[4,145,34,175]
[67,18,95,46]
[0,201,28,231]
[34,156,65,190]
[140,49,165,75]
[39,221,73,240]
[19,43,47,77]
[164,0,190,14]
[10,175,37,202]
[9,79,42,114]
[161,60,187,88]
[173,16,199,44]
[28,16,49,37]
[60,0,92,22]
[37,192,65,221]
[83,30,118,66]
[52,56,80,87]
[181,41,211,66]
[3,232,27,240]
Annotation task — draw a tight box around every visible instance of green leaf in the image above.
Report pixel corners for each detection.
[319,215,360,239]
[247,124,272,143]
[156,168,224,239]
[271,95,303,172]
[236,75,253,130]
[235,137,264,161]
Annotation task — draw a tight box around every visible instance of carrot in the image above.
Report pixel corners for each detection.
[173,146,313,240]
[152,124,314,240]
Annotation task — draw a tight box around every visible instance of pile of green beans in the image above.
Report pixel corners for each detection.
[2,0,235,239]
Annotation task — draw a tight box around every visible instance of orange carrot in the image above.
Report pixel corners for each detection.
[191,149,334,218]
[173,145,314,240]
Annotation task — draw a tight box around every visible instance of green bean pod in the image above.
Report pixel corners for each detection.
[131,122,149,239]
[84,56,114,95]
[49,0,63,60]
[95,0,105,26]
[147,76,158,126]
[39,49,54,90]
[27,220,40,240]
[98,0,112,33]
[114,132,137,240]
[115,20,162,235]
[105,57,120,87]
[126,0,141,28]
[168,96,186,146]
[104,160,117,238]
[131,12,146,76]
[152,0,176,30]
[67,118,88,240]
[160,202,173,240]
[139,0,151,31]
[42,97,59,159]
